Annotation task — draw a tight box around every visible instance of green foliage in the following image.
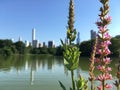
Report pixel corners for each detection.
[63,45,80,70]
[0,39,15,56]
[56,46,63,56]
[109,37,120,56]
[14,41,26,54]
[79,39,94,56]
[48,48,56,55]
[76,75,88,90]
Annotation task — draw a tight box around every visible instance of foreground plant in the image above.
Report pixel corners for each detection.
[95,0,112,90]
[89,38,97,90]
[76,75,88,90]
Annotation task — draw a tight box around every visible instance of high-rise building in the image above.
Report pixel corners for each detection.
[43,42,46,47]
[32,28,36,41]
[32,40,39,48]
[32,28,39,48]
[48,40,55,48]
[76,32,80,45]
[91,30,96,39]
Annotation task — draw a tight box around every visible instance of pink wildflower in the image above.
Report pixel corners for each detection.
[103,32,111,40]
[102,41,111,47]
[95,58,101,64]
[98,26,107,33]
[96,73,112,81]
[103,47,111,55]
[97,65,105,72]
[103,57,111,65]
[106,67,112,72]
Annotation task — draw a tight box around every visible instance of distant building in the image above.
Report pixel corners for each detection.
[32,40,39,48]
[91,30,96,39]
[48,41,55,48]
[19,36,22,42]
[43,42,46,47]
[32,28,36,41]
[25,40,29,47]
[76,32,80,45]
[32,28,39,48]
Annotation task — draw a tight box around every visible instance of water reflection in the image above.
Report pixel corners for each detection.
[0,55,64,85]
[0,55,118,86]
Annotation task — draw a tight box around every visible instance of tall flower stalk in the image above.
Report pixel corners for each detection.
[61,0,80,90]
[95,0,112,90]
[89,38,97,90]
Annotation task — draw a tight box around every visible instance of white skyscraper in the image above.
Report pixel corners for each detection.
[32,28,36,41]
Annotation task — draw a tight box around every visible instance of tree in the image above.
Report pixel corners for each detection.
[14,41,26,54]
[79,40,94,56]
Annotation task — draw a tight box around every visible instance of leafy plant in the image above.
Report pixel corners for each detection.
[76,75,88,90]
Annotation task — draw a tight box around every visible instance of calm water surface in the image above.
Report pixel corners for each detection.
[0,55,118,90]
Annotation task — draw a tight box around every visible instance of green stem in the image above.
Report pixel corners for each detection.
[71,70,75,90]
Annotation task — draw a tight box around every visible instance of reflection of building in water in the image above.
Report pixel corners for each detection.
[30,59,39,85]
[47,59,55,71]
[25,60,28,70]
[30,69,34,85]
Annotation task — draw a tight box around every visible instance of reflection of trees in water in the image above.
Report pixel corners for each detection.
[0,56,118,77]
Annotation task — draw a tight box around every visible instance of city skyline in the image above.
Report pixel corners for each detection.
[0,0,120,46]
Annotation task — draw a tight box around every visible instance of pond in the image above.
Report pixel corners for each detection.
[0,55,119,90]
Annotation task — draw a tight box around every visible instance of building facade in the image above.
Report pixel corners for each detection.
[90,30,96,39]
[48,41,55,48]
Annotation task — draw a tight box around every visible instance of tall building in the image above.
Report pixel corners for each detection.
[32,28,36,41]
[43,42,46,47]
[32,28,39,48]
[48,40,55,48]
[76,32,80,45]
[91,30,96,39]
[32,40,39,48]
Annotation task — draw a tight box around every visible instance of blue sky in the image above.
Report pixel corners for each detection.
[0,0,120,46]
